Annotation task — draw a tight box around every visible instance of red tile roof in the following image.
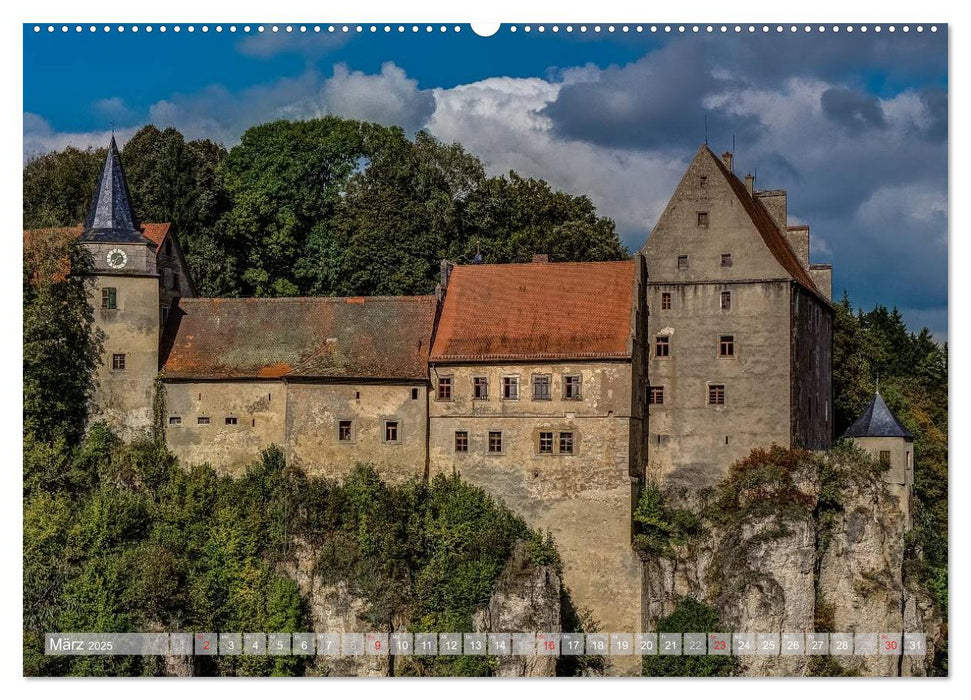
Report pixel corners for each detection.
[705,147,824,300]
[430,260,635,363]
[23,223,172,255]
[161,296,438,381]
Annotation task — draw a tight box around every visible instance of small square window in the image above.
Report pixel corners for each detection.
[677,255,689,270]
[564,374,582,400]
[559,432,575,455]
[649,386,665,405]
[385,421,399,442]
[111,353,126,371]
[721,291,732,310]
[488,431,503,453]
[225,416,238,425]
[197,416,210,425]
[473,376,489,400]
[411,387,420,400]
[454,431,469,453]
[168,415,182,426]
[338,420,353,441]
[101,287,117,309]
[697,211,709,228]
[708,384,726,406]
[532,375,551,400]
[655,336,670,358]
[721,253,733,267]
[538,431,554,454]
[502,376,519,400]
[719,335,735,357]
[437,376,452,400]
[661,292,672,310]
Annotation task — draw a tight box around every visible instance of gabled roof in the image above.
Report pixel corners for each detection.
[160,296,438,381]
[82,135,147,244]
[703,145,824,300]
[843,391,914,439]
[430,260,635,363]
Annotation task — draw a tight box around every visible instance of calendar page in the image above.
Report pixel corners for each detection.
[20,9,949,684]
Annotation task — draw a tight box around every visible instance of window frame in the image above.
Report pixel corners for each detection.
[384,420,400,443]
[649,386,665,405]
[721,253,733,268]
[111,353,126,371]
[502,375,520,401]
[472,376,490,401]
[532,374,552,401]
[487,430,504,454]
[661,292,672,310]
[454,430,469,453]
[697,211,709,228]
[437,375,453,401]
[101,287,117,309]
[720,290,732,311]
[338,419,354,443]
[655,336,671,358]
[718,335,735,358]
[563,374,582,400]
[225,416,238,426]
[677,254,689,271]
[197,416,211,425]
[708,384,726,406]
[168,415,182,427]
[538,431,554,455]
[558,431,575,455]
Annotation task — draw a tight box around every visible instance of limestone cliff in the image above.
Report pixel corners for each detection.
[640,444,945,677]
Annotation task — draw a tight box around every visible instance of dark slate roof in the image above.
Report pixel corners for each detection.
[430,260,634,363]
[160,296,438,381]
[843,392,914,439]
[81,136,147,244]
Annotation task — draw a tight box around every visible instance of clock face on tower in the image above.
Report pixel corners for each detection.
[106,248,128,269]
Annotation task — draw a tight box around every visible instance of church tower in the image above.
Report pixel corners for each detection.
[80,136,193,436]
[843,390,915,527]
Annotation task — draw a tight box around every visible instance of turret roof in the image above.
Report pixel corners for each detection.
[843,391,914,439]
[81,135,147,244]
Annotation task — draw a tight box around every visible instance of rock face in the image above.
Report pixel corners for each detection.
[643,449,943,677]
[283,538,562,677]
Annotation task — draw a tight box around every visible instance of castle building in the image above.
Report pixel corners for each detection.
[641,146,833,488]
[843,390,915,526]
[26,139,836,648]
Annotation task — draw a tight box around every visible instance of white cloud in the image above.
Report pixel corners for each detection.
[322,62,434,133]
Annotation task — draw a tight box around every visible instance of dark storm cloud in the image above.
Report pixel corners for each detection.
[542,41,761,150]
[821,87,887,133]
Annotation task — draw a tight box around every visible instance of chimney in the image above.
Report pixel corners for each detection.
[745,173,755,195]
[532,253,550,263]
[721,151,734,172]
[439,259,453,288]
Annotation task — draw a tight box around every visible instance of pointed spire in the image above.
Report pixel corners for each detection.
[81,136,144,243]
[843,391,913,439]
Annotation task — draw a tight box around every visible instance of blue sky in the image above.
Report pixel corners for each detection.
[23,24,948,337]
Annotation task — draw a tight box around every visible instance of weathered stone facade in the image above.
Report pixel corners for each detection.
[641,145,833,488]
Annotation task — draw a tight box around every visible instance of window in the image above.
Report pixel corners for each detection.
[697,211,709,228]
[437,376,452,400]
[649,386,665,405]
[473,376,489,400]
[661,292,672,310]
[172,272,180,292]
[197,416,210,425]
[161,307,169,323]
[721,253,733,267]
[655,336,670,358]
[502,376,519,400]
[677,255,689,270]
[385,421,399,442]
[225,416,238,425]
[532,375,551,400]
[488,431,503,453]
[168,416,182,426]
[559,432,575,455]
[700,176,708,188]
[101,287,117,309]
[563,374,582,400]
[538,431,554,454]
[165,239,172,255]
[708,384,726,406]
[719,335,735,357]
[454,431,469,453]
[411,387,420,400]
[111,353,126,371]
[338,420,353,442]
[721,291,732,310]
[879,450,892,468]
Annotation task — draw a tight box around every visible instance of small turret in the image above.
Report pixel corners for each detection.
[843,390,914,527]
[82,135,146,244]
